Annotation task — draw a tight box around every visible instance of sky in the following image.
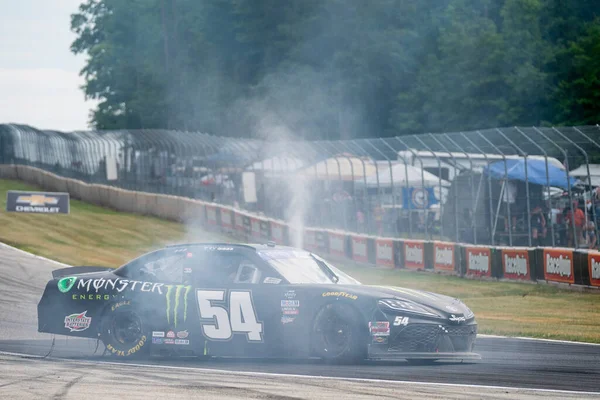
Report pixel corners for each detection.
[0,0,97,131]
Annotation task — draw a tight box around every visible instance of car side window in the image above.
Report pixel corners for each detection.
[120,250,186,284]
[192,253,263,287]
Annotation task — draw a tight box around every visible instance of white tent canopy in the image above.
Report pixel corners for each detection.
[297,154,377,181]
[569,164,600,186]
[247,156,304,172]
[356,163,451,189]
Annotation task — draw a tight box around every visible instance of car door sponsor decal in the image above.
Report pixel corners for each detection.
[70,278,165,295]
[165,285,192,327]
[196,290,264,342]
[64,311,91,332]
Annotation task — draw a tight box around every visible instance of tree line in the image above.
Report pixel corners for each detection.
[71,0,600,140]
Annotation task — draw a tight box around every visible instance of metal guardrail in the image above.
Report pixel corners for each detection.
[2,123,600,249]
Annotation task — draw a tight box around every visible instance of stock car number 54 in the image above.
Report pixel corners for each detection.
[38,242,480,363]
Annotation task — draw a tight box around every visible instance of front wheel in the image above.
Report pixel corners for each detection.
[311,302,366,363]
[100,300,149,358]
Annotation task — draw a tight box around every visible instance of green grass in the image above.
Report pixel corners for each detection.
[0,178,599,343]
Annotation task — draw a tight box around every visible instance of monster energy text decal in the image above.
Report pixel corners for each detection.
[58,277,165,295]
[165,285,192,328]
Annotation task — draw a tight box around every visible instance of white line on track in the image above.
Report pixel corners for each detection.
[1,350,599,396]
[478,334,600,346]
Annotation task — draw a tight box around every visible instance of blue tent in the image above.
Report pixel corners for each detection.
[483,159,578,189]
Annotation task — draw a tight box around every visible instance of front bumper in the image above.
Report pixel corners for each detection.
[368,320,479,361]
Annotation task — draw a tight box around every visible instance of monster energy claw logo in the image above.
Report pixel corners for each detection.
[165,285,191,327]
[58,276,77,293]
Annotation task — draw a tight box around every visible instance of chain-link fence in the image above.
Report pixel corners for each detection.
[2,123,600,249]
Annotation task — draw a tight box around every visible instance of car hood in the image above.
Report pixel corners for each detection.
[322,284,473,319]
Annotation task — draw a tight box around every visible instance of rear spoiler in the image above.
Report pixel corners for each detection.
[51,266,113,279]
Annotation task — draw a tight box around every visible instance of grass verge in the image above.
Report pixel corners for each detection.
[0,178,599,343]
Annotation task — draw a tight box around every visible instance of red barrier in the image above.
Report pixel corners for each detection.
[304,229,318,251]
[543,248,574,284]
[403,240,425,269]
[501,248,530,281]
[234,211,245,234]
[433,241,454,272]
[351,235,368,263]
[270,221,285,245]
[375,239,394,268]
[220,208,233,231]
[465,246,491,277]
[206,205,218,226]
[588,252,600,287]
[250,217,261,239]
[328,232,346,258]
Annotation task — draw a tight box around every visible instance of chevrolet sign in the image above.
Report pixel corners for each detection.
[6,190,69,214]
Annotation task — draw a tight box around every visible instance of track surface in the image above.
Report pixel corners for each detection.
[1,242,600,398]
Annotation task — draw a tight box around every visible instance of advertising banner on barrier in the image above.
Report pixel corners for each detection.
[270,221,285,244]
[403,240,425,269]
[351,235,368,263]
[433,242,454,272]
[250,217,261,238]
[375,239,395,268]
[465,246,491,277]
[501,248,530,280]
[588,252,600,287]
[304,229,318,251]
[206,205,218,226]
[328,232,346,258]
[543,248,574,284]
[220,208,233,231]
[234,212,245,234]
[259,220,270,240]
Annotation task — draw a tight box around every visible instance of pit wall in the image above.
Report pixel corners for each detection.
[1,164,598,290]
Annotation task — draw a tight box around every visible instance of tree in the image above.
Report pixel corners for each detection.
[552,20,600,125]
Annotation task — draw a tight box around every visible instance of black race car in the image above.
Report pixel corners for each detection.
[38,243,480,363]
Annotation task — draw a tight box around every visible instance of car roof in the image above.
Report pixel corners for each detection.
[164,242,300,253]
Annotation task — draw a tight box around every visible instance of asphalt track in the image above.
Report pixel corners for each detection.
[1,242,600,399]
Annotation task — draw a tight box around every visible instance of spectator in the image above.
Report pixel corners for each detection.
[502,180,518,232]
[565,200,585,247]
[530,204,546,246]
[356,208,365,233]
[585,221,597,249]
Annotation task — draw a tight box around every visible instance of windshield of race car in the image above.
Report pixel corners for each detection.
[259,250,360,284]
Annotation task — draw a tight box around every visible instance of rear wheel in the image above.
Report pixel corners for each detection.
[311,302,366,363]
[100,301,149,358]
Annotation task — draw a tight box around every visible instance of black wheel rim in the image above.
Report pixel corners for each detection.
[317,308,352,357]
[110,311,142,345]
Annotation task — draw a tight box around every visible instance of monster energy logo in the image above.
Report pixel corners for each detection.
[165,285,191,327]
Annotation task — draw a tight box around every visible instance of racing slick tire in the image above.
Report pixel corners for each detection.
[99,300,150,358]
[310,302,367,363]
